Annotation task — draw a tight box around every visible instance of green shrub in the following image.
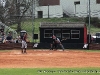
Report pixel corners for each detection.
[85,16,100,24]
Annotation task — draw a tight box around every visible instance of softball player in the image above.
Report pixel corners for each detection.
[21,33,27,53]
[56,37,65,51]
[50,35,57,50]
[50,35,64,51]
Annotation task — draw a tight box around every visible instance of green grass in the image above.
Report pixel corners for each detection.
[0,49,100,53]
[0,50,11,52]
[9,18,100,42]
[84,50,100,52]
[0,68,100,75]
[87,24,100,35]
[10,18,85,34]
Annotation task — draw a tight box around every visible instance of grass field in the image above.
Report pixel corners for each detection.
[0,68,100,75]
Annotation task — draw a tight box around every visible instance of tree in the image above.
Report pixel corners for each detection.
[0,0,33,32]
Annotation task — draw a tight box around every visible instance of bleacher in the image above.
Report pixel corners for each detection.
[0,43,33,50]
[0,42,100,50]
[89,43,100,50]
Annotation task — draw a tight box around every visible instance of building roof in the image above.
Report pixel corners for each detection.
[40,22,86,28]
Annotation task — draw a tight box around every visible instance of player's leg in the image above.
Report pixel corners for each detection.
[21,48,24,53]
[50,43,53,50]
[24,48,26,53]
[54,43,57,50]
[60,43,64,51]
[51,42,57,51]
[21,41,24,53]
[24,42,27,53]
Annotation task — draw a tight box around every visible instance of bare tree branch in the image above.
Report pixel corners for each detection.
[0,0,33,32]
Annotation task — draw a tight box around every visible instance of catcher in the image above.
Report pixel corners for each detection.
[50,35,57,50]
[50,35,65,51]
[55,37,65,51]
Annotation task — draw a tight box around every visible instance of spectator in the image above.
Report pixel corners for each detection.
[2,32,6,43]
[6,32,13,43]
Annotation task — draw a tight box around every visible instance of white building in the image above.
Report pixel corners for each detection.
[60,0,100,18]
[34,0,63,18]
[19,0,63,18]
[35,5,63,18]
[1,0,100,18]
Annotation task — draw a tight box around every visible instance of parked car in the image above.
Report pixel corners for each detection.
[92,32,100,43]
[91,35,96,43]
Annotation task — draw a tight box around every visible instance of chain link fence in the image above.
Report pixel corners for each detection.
[21,17,34,42]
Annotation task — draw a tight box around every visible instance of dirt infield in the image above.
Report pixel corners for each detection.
[0,49,100,68]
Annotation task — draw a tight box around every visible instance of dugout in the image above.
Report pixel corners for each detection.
[39,22,87,43]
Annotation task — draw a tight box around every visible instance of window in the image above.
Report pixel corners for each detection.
[38,11,43,18]
[53,29,61,39]
[39,0,60,6]
[71,30,80,39]
[62,29,70,39]
[96,0,100,4]
[74,1,80,5]
[44,29,52,38]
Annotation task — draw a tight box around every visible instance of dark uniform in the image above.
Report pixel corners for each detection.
[55,38,64,51]
[50,35,57,50]
[50,35,64,51]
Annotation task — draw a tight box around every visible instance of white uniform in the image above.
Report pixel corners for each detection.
[21,34,27,49]
[21,40,27,48]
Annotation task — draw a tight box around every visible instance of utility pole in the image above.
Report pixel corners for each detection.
[48,4,49,18]
[74,3,76,17]
[88,0,91,44]
[32,0,35,42]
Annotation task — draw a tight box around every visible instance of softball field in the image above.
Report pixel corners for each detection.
[0,49,100,68]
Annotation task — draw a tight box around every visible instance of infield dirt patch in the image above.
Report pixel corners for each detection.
[0,49,100,68]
